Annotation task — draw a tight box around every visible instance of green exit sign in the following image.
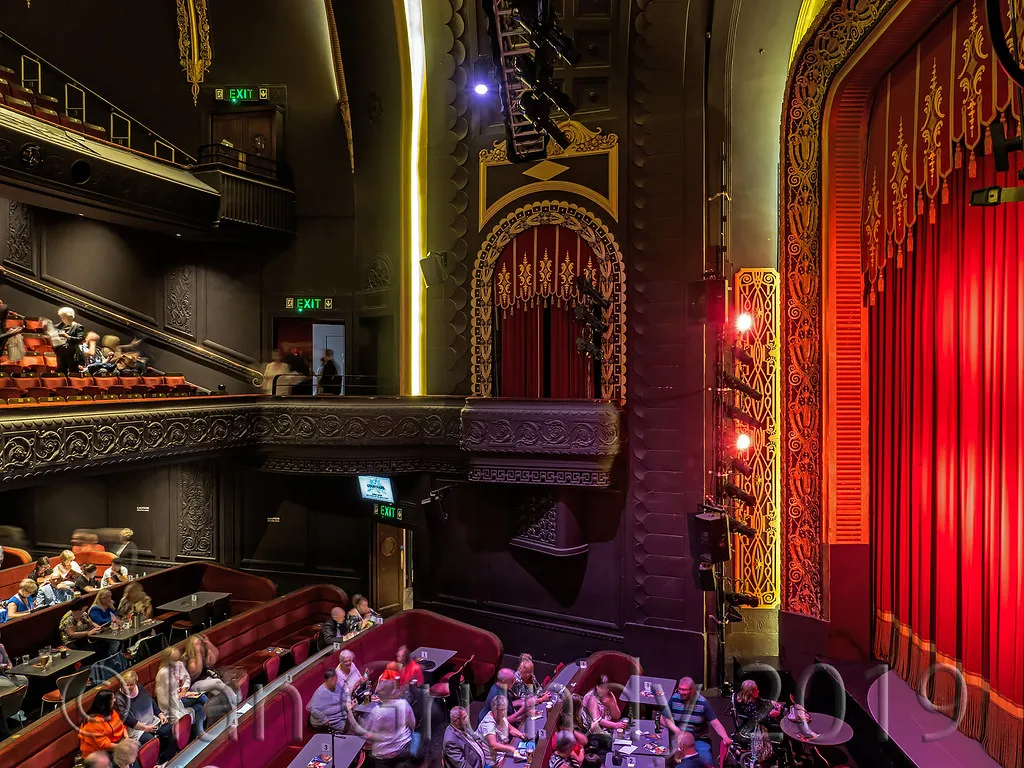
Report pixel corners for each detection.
[374,503,404,521]
[285,297,334,312]
[215,86,269,103]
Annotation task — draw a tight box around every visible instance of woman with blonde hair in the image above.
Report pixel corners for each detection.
[53,549,82,582]
[510,652,550,719]
[185,634,238,709]
[117,581,153,620]
[5,579,37,617]
[155,646,206,738]
[89,589,119,627]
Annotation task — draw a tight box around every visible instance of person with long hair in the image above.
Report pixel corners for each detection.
[52,550,82,582]
[5,579,37,617]
[548,708,588,763]
[154,646,207,738]
[117,582,152,620]
[185,634,238,709]
[581,676,626,732]
[28,556,54,584]
[78,690,127,759]
[510,653,551,724]
[89,589,119,627]
[732,679,782,732]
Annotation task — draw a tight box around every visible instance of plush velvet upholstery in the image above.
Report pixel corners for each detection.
[0,583,340,768]
[0,547,32,567]
[0,551,117,597]
[0,562,277,660]
[193,609,503,768]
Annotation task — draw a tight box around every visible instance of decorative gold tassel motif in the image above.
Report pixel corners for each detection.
[984,125,992,155]
[917,192,925,215]
[969,151,977,178]
[929,198,936,224]
[955,143,963,169]
[941,180,949,204]
[878,271,885,294]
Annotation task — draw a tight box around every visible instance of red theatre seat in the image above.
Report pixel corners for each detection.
[5,96,33,115]
[59,113,83,131]
[9,84,34,103]
[83,122,107,141]
[33,105,58,124]
[0,78,10,98]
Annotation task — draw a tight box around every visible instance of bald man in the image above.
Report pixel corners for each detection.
[667,732,706,767]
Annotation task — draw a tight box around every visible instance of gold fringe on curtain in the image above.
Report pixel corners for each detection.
[984,699,1024,768]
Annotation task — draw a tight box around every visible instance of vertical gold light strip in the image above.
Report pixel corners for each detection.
[176,0,213,107]
[394,0,427,395]
[732,268,781,608]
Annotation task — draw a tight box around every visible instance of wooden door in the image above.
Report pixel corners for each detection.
[373,523,405,616]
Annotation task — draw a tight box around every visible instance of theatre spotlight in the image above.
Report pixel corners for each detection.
[732,345,754,368]
[725,591,760,608]
[735,313,753,333]
[575,275,611,308]
[512,59,576,115]
[520,91,571,148]
[722,371,763,401]
[725,403,766,430]
[735,432,751,451]
[574,304,609,333]
[721,481,755,506]
[474,83,490,95]
[731,456,753,477]
[576,337,600,358]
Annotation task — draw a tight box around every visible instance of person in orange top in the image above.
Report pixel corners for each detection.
[79,690,127,759]
[397,645,424,688]
[376,661,402,693]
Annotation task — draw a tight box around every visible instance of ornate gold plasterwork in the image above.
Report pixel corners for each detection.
[471,201,626,403]
[177,0,213,107]
[921,58,944,194]
[781,0,899,619]
[732,269,781,610]
[957,0,987,147]
[478,121,619,230]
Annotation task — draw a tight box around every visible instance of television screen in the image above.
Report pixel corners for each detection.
[358,476,394,503]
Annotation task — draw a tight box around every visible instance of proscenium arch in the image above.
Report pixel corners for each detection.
[470,201,626,403]
[780,0,951,619]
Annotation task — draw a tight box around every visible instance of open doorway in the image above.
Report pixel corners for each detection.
[312,323,345,395]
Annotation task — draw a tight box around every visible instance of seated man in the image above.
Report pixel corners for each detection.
[666,732,705,768]
[482,669,520,725]
[444,706,486,768]
[307,668,351,733]
[663,677,732,766]
[36,579,77,608]
[319,606,348,649]
[101,558,130,588]
[115,671,175,762]
[75,563,102,594]
[60,604,102,648]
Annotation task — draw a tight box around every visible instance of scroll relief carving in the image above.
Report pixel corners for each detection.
[178,462,215,557]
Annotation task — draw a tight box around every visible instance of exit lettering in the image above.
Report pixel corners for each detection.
[229,88,254,101]
[296,298,321,311]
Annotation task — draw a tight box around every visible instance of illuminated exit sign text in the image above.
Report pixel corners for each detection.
[285,297,334,312]
[215,86,269,103]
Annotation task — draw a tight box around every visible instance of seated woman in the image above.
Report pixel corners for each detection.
[343,593,380,633]
[117,582,153,621]
[5,579,38,617]
[89,589,120,626]
[115,670,175,762]
[549,708,588,763]
[397,645,424,688]
[28,556,54,584]
[478,696,525,768]
[111,738,141,768]
[52,550,82,582]
[581,676,627,733]
[155,647,206,738]
[78,690,128,760]
[510,653,551,723]
[0,629,29,691]
[75,563,102,594]
[732,680,783,734]
[549,730,583,768]
[60,604,102,648]
[185,634,239,709]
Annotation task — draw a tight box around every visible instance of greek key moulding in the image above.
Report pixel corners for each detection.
[177,0,213,106]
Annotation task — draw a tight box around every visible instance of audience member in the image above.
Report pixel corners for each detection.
[307,668,351,732]
[361,679,415,767]
[185,634,238,709]
[115,670,175,761]
[343,594,379,633]
[262,350,292,395]
[5,578,38,617]
[53,550,83,581]
[83,752,112,768]
[582,676,626,732]
[511,653,550,714]
[319,606,348,648]
[75,563,102,594]
[155,647,206,738]
[102,558,130,588]
[60,603,103,647]
[666,732,704,768]
[397,645,424,688]
[79,690,127,759]
[202,666,244,725]
[111,737,140,768]
[482,669,517,724]
[336,649,366,696]
[549,709,587,763]
[36,578,76,607]
[89,589,120,627]
[28,556,54,584]
[53,307,85,374]
[662,677,731,766]
[83,331,104,368]
[550,730,583,768]
[478,696,524,767]
[319,349,341,394]
[0,629,29,690]
[118,581,153,620]
[114,528,139,564]
[444,706,486,768]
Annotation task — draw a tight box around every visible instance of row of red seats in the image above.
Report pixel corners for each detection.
[0,70,107,139]
[0,374,197,404]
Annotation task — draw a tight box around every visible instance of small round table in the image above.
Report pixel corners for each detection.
[780,713,854,746]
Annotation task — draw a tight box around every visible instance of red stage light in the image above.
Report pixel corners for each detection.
[735,313,753,333]
[735,433,751,451]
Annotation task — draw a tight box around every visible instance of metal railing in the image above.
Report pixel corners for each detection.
[197,143,284,181]
[269,372,395,397]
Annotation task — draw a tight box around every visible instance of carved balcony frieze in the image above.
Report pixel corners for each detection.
[0,396,622,488]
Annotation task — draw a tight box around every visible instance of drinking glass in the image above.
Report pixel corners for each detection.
[20,655,29,666]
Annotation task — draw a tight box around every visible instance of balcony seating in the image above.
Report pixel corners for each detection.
[5,95,33,115]
[32,105,58,124]
[10,84,34,103]
[0,78,9,98]
[0,584,343,768]
[192,609,503,768]
[34,93,59,111]
[0,547,32,568]
[83,122,107,140]
[0,374,206,405]
[58,112,83,131]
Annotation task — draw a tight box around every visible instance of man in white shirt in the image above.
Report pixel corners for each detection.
[361,679,415,766]
[101,558,130,588]
[336,649,365,695]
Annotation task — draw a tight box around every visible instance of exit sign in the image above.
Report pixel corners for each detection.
[373,503,404,521]
[285,297,334,312]
[215,85,269,103]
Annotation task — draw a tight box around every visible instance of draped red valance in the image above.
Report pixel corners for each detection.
[494,225,596,314]
[863,0,1024,301]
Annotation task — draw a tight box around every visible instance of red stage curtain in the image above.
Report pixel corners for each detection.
[494,224,595,399]
[871,150,1024,768]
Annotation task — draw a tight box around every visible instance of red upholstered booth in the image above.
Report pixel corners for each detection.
[0,584,346,768]
[0,561,277,661]
[0,550,116,597]
[0,546,32,567]
[192,609,503,768]
[529,651,643,768]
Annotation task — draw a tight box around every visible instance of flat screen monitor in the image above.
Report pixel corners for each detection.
[358,475,394,504]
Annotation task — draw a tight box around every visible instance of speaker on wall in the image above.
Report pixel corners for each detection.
[687,278,728,325]
[695,512,731,563]
[419,251,450,287]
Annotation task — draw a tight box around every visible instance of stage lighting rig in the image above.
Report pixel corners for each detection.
[481,0,579,162]
[724,402,766,430]
[574,275,608,378]
[573,304,608,334]
[722,371,762,401]
[720,480,755,507]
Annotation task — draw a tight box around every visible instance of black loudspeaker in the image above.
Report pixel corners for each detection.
[419,252,449,287]
[697,562,718,592]
[695,513,732,563]
[687,278,728,325]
